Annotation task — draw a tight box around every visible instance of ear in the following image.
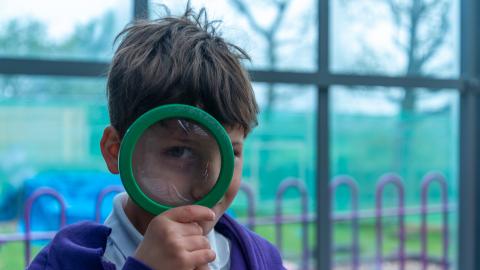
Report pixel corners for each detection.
[100,126,121,174]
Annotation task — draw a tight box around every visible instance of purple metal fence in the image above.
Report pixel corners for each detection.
[0,174,452,269]
[238,182,256,230]
[95,185,124,222]
[331,176,359,270]
[420,172,449,270]
[375,173,406,270]
[275,178,309,270]
[23,188,67,266]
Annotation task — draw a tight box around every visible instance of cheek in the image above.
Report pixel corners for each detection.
[223,158,243,204]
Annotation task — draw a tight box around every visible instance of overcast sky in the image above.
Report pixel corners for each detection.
[0,0,460,115]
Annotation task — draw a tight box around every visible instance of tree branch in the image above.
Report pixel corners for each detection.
[385,0,402,27]
[417,1,450,68]
[269,0,290,35]
[229,0,269,37]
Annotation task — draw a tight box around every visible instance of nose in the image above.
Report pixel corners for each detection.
[191,170,216,201]
[191,182,213,201]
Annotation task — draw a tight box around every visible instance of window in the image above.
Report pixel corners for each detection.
[150,0,318,71]
[330,0,460,78]
[331,86,459,268]
[0,0,131,60]
[1,0,479,269]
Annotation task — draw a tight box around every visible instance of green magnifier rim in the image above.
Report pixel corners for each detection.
[118,104,234,215]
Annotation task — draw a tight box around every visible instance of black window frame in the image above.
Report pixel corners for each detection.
[0,0,478,269]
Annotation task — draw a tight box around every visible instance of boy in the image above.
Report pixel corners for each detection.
[27,6,285,270]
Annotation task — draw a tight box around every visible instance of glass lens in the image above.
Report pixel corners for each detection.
[132,118,221,206]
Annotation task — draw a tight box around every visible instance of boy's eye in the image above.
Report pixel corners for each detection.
[165,146,194,159]
[233,148,242,158]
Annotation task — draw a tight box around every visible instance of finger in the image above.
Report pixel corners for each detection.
[164,205,215,224]
[183,235,210,251]
[190,249,216,267]
[175,222,203,236]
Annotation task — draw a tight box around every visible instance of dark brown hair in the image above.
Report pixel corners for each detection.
[106,6,259,138]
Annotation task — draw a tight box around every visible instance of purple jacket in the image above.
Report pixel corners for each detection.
[27,214,285,270]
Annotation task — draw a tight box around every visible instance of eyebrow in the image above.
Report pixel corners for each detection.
[232,142,243,147]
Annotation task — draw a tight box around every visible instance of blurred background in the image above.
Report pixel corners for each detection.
[0,0,479,269]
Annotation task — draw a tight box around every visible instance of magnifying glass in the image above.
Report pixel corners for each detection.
[118,104,234,215]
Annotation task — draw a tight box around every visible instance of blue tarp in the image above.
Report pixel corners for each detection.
[0,181,18,220]
[19,171,123,232]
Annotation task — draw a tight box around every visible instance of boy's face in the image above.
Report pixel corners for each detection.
[205,125,244,231]
[132,119,222,206]
[100,123,245,234]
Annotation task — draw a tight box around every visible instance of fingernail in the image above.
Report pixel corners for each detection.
[209,250,217,261]
[210,210,216,220]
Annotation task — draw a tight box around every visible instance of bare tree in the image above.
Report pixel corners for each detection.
[343,0,451,109]
[0,12,117,100]
[229,0,291,116]
[386,0,450,110]
[338,0,452,176]
[362,0,451,174]
[386,0,451,174]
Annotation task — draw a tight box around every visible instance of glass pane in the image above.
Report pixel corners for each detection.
[0,75,121,269]
[330,86,459,269]
[0,0,132,60]
[330,0,460,78]
[0,76,318,268]
[230,83,316,269]
[149,0,317,71]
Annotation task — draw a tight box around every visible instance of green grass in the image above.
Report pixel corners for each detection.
[0,242,42,270]
[251,219,448,265]
[0,220,449,270]
[0,222,42,270]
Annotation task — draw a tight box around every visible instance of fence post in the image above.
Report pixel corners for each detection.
[95,185,124,222]
[238,182,256,230]
[275,178,309,269]
[331,176,359,270]
[420,172,449,270]
[24,188,66,267]
[375,174,405,270]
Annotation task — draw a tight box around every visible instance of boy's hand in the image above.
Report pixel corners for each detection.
[133,205,216,270]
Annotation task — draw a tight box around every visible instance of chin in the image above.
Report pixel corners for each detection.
[212,200,227,220]
[206,197,230,229]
